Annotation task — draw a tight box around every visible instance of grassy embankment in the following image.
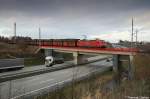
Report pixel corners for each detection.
[0,42,45,66]
[34,53,150,99]
[0,42,39,58]
[34,71,114,99]
[104,53,150,99]
[0,42,75,66]
[1,42,150,98]
[24,57,44,66]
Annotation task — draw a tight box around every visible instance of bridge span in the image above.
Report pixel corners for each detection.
[39,46,138,80]
[40,46,138,55]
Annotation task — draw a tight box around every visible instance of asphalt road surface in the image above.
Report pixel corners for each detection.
[0,58,24,70]
[0,59,112,99]
[0,55,110,77]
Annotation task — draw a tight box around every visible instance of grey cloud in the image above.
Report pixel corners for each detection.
[0,0,150,41]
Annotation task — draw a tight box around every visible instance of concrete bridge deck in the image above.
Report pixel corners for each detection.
[40,46,138,55]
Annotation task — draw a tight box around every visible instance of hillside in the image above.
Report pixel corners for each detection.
[0,42,39,58]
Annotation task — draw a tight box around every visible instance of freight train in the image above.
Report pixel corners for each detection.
[8,39,109,67]
[27,39,109,48]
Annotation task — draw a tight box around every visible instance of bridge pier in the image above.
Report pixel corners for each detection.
[73,52,88,65]
[113,55,119,73]
[113,55,135,80]
[44,49,53,56]
[42,48,136,79]
[129,55,134,80]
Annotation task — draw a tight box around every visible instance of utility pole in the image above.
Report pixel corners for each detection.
[39,27,41,46]
[135,29,138,46]
[129,18,135,80]
[131,18,134,48]
[14,22,16,39]
[39,27,41,39]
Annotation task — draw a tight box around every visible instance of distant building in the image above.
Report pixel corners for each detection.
[118,40,144,48]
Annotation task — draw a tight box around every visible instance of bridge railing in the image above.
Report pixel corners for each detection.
[40,45,139,52]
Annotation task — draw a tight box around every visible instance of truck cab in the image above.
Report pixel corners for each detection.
[45,56,64,67]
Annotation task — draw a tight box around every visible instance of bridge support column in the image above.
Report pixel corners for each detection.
[44,49,53,57]
[73,52,88,65]
[113,55,119,73]
[128,55,134,80]
[113,55,135,80]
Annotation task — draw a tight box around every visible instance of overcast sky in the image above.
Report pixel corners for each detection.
[0,0,150,42]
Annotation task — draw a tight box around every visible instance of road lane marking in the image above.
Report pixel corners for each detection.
[11,71,93,99]
[10,60,112,99]
[38,79,54,84]
[11,79,71,99]
[11,66,112,99]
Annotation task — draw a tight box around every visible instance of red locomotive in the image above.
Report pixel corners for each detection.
[77,39,107,48]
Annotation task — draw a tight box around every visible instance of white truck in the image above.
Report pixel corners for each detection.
[45,56,64,67]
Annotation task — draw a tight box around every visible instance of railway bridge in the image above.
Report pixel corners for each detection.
[39,45,138,79]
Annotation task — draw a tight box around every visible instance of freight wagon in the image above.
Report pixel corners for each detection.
[7,38,109,48]
[39,39,108,48]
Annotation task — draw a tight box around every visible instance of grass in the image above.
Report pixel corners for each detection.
[103,79,150,99]
[33,53,150,99]
[34,71,113,99]
[0,42,39,59]
[134,54,150,79]
[102,53,150,99]
[24,57,45,66]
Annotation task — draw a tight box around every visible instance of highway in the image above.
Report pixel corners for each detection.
[0,59,112,99]
[0,55,110,76]
[0,58,24,70]
[0,55,111,82]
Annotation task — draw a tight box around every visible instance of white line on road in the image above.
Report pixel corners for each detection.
[11,79,71,99]
[11,66,112,99]
[38,79,54,84]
